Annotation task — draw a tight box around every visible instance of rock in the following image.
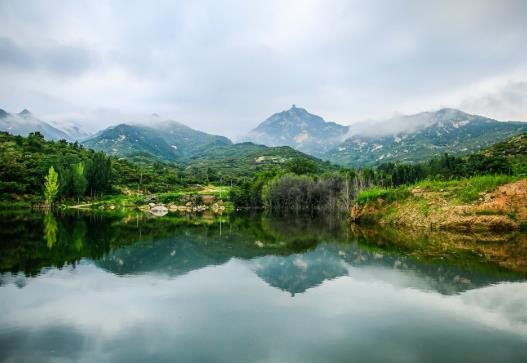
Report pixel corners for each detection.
[145,194,159,203]
[201,195,215,205]
[150,205,168,217]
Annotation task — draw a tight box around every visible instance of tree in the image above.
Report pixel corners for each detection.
[286,158,319,175]
[59,165,74,198]
[85,153,112,197]
[72,162,87,202]
[44,166,60,206]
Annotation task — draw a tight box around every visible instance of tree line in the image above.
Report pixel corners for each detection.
[230,152,515,212]
[43,152,113,205]
[1,132,113,204]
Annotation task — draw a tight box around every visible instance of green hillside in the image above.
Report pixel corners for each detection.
[181,142,336,178]
[480,132,527,176]
[83,121,232,162]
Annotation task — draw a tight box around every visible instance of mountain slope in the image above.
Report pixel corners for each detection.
[245,105,348,156]
[83,124,180,161]
[182,142,335,178]
[326,109,527,167]
[481,132,527,157]
[0,109,72,141]
[480,132,527,176]
[48,119,94,141]
[154,120,232,156]
[83,121,232,162]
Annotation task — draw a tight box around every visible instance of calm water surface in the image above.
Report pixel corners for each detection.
[1,211,526,363]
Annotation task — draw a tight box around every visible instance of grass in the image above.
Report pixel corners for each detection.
[356,174,518,206]
[457,175,517,203]
[356,186,411,205]
[416,175,517,203]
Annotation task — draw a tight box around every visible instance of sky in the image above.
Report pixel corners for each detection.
[1,0,527,139]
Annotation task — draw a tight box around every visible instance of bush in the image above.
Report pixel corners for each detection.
[262,173,350,211]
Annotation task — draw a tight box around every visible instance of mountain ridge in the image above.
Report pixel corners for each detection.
[83,121,232,162]
[0,108,73,141]
[326,108,527,167]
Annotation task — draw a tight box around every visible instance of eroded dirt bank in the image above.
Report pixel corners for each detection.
[351,180,527,232]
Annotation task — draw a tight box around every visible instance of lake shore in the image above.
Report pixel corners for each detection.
[351,179,527,232]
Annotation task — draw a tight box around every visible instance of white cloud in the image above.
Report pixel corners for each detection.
[0,0,526,138]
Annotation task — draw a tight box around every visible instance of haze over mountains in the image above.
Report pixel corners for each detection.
[244,106,527,166]
[1,105,526,168]
[326,108,527,166]
[0,109,72,141]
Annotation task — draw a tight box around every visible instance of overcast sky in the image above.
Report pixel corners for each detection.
[1,0,527,138]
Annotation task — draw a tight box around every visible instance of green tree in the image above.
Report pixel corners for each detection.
[72,162,87,202]
[44,166,60,206]
[59,165,74,198]
[286,158,319,175]
[86,153,112,197]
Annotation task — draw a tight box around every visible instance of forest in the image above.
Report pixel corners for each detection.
[231,146,522,212]
[0,131,224,205]
[0,130,524,212]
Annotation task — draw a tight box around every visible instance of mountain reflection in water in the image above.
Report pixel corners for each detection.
[1,211,525,295]
[1,211,527,363]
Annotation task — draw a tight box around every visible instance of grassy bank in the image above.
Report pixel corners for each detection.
[352,175,527,231]
[60,184,234,213]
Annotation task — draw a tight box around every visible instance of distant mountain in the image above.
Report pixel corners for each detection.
[325,109,527,167]
[245,105,348,156]
[83,120,232,162]
[48,119,94,141]
[0,108,72,141]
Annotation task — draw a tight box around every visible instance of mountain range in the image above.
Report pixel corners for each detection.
[0,109,72,141]
[2,106,526,168]
[245,106,527,167]
[81,119,325,174]
[326,108,527,166]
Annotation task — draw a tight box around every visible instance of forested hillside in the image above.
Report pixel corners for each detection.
[231,132,526,213]
[0,131,334,205]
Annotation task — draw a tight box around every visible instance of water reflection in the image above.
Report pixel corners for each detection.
[1,211,527,362]
[1,211,525,294]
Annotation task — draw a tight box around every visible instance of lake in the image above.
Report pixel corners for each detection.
[1,211,527,363]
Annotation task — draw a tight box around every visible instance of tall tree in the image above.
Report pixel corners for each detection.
[72,162,87,202]
[44,166,60,206]
[86,153,112,197]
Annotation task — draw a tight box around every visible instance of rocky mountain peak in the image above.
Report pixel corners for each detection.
[245,106,349,156]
